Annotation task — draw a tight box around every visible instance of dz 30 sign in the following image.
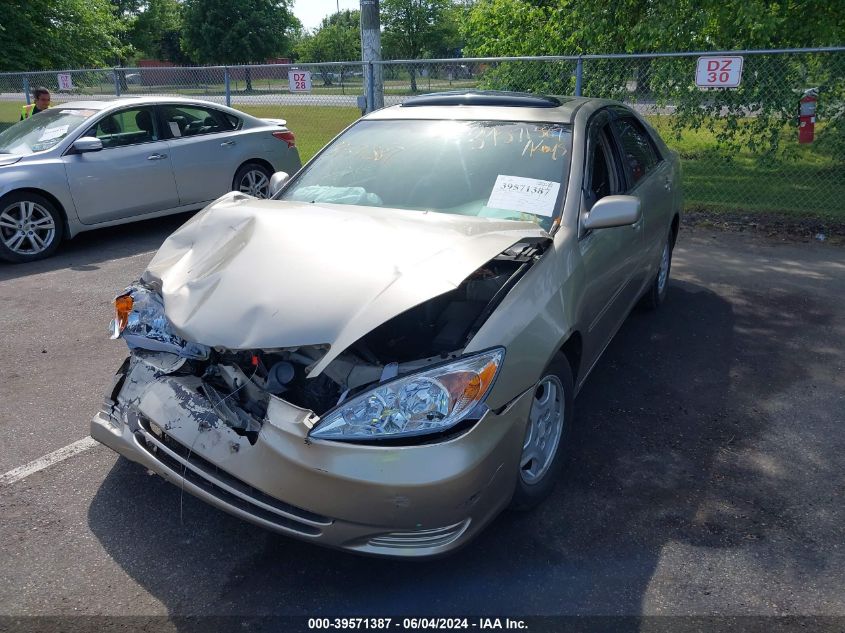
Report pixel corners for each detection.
[695,56,744,88]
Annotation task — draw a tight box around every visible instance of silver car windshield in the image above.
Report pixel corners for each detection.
[0,108,97,155]
[280,119,572,229]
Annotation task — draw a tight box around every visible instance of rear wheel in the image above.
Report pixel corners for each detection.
[234,163,272,198]
[510,353,574,511]
[0,192,64,263]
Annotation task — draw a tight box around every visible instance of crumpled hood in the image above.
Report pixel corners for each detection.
[144,193,548,373]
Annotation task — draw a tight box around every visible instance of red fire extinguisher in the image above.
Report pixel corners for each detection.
[798,88,818,144]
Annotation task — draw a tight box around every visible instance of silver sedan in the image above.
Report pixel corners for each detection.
[0,96,301,263]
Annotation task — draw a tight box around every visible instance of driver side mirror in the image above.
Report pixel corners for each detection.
[269,171,289,197]
[583,195,641,230]
[72,137,103,153]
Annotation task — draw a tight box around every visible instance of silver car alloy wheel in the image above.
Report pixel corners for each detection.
[520,374,565,485]
[239,169,270,198]
[657,240,670,294]
[0,200,56,256]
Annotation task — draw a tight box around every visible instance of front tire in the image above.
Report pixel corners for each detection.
[233,162,272,199]
[0,192,64,263]
[510,353,575,511]
[640,229,674,310]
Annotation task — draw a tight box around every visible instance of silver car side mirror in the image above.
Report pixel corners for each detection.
[583,195,641,230]
[72,137,103,153]
[269,171,290,197]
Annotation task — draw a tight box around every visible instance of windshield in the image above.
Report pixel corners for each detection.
[0,108,98,155]
[280,119,572,230]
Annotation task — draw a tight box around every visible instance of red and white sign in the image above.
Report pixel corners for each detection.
[288,70,312,93]
[695,56,743,88]
[57,73,74,91]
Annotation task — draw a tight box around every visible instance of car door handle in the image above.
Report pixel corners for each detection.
[147,153,168,161]
[220,140,236,147]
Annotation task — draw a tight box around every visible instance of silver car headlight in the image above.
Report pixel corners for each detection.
[310,349,504,441]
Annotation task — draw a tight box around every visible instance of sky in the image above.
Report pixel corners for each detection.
[293,0,361,32]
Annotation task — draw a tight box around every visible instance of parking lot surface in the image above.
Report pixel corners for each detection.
[1,218,843,627]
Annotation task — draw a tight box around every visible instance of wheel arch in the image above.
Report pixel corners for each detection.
[559,331,583,386]
[235,158,275,177]
[671,213,680,246]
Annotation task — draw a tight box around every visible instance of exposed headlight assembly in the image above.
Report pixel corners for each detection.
[310,349,504,441]
[109,283,210,359]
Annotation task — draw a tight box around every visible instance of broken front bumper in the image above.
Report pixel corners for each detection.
[90,355,534,558]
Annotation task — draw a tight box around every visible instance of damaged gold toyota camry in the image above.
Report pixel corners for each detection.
[92,91,682,558]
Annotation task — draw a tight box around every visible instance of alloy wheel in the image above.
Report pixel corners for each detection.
[0,200,56,256]
[238,169,270,198]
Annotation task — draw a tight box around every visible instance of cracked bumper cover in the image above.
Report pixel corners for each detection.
[90,356,533,558]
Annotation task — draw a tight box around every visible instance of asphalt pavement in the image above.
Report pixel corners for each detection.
[0,219,843,631]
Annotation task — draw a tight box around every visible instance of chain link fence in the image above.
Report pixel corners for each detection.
[1,49,842,218]
[376,50,844,219]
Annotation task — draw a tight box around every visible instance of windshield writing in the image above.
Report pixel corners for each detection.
[280,119,571,229]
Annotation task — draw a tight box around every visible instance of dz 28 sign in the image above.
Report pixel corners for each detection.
[288,70,312,93]
[696,56,743,88]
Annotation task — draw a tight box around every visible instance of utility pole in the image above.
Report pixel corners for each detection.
[360,0,384,111]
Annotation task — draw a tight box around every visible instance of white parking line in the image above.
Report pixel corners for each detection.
[0,437,99,486]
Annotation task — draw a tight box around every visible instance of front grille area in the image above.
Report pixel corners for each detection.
[134,419,333,536]
[367,520,471,549]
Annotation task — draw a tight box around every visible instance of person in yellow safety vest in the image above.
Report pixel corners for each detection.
[20,87,51,120]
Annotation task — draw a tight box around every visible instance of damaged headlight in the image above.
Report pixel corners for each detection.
[109,283,210,359]
[310,349,504,441]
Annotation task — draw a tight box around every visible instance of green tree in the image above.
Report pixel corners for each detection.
[462,0,845,159]
[463,0,844,56]
[182,0,297,90]
[0,0,125,71]
[296,10,361,85]
[381,0,463,91]
[130,0,187,62]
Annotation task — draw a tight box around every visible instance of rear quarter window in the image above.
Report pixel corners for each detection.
[161,105,237,138]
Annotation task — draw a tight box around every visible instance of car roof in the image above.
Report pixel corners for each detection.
[365,91,614,124]
[55,95,231,112]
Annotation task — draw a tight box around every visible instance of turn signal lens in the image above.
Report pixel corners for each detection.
[114,294,133,335]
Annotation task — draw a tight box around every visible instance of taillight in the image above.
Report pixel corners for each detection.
[272,130,296,148]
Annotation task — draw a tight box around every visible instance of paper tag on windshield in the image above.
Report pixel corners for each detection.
[38,125,69,142]
[486,175,560,217]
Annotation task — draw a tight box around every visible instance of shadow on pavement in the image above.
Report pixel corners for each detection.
[0,212,194,283]
[87,279,829,620]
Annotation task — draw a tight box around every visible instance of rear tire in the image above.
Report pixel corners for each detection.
[233,162,272,199]
[0,192,64,263]
[509,353,574,511]
[640,229,674,310]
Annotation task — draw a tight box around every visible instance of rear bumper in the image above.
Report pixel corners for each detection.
[91,355,533,558]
